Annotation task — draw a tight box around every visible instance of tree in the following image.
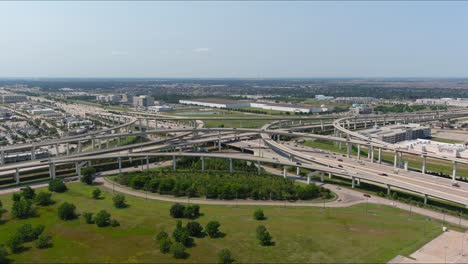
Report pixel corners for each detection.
[170,203,185,218]
[81,166,96,185]
[155,230,168,242]
[218,249,234,264]
[48,179,67,193]
[112,194,127,208]
[12,193,21,202]
[6,234,23,253]
[172,221,192,247]
[94,210,111,227]
[20,186,36,200]
[82,212,94,224]
[11,198,34,219]
[183,205,200,219]
[253,208,266,220]
[35,235,52,249]
[35,192,54,206]
[256,225,273,246]
[170,242,187,259]
[205,221,221,238]
[92,188,102,199]
[186,221,203,237]
[159,238,172,254]
[58,202,77,220]
[0,244,8,263]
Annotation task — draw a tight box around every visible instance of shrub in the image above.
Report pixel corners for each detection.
[159,238,172,254]
[253,208,265,220]
[205,221,221,238]
[32,225,45,240]
[81,166,96,185]
[20,186,36,200]
[110,219,120,227]
[58,202,77,220]
[183,205,200,219]
[170,203,185,218]
[218,249,234,264]
[256,225,273,246]
[186,221,203,237]
[16,224,35,242]
[94,210,111,227]
[48,179,67,193]
[112,194,127,208]
[12,193,21,202]
[155,230,169,241]
[11,198,34,219]
[83,212,94,224]
[170,242,187,259]
[0,244,8,263]
[36,234,52,249]
[92,189,102,199]
[172,221,192,247]
[6,234,23,253]
[35,192,54,206]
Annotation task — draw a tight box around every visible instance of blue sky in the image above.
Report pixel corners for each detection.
[1,1,467,78]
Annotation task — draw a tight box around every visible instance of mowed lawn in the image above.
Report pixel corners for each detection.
[0,183,445,263]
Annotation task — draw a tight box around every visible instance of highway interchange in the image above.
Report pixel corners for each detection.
[1,102,468,211]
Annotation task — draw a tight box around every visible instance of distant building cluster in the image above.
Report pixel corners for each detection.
[334,97,377,103]
[0,93,28,104]
[179,98,331,113]
[315,94,334,100]
[349,103,373,115]
[415,98,468,107]
[359,123,431,144]
[96,94,155,108]
[400,139,468,158]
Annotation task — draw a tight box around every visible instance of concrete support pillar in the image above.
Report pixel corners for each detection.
[421,155,426,174]
[31,146,36,160]
[201,157,205,172]
[452,161,457,181]
[307,175,311,184]
[15,168,19,184]
[387,184,391,196]
[394,151,398,168]
[49,163,56,179]
[55,144,59,157]
[78,141,82,153]
[320,120,324,130]
[229,158,233,174]
[320,173,324,182]
[146,156,149,171]
[404,161,408,171]
[257,160,261,175]
[356,178,360,186]
[66,143,70,155]
[172,155,176,171]
[378,148,382,164]
[367,146,371,159]
[118,157,122,174]
[351,177,355,188]
[370,146,374,163]
[424,194,428,204]
[283,166,287,178]
[357,145,361,160]
[346,142,351,158]
[328,172,332,179]
[296,167,300,176]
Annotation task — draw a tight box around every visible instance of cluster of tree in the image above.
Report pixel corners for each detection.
[176,157,258,173]
[374,104,447,113]
[82,210,120,227]
[48,179,68,193]
[155,213,223,260]
[5,224,51,253]
[169,203,201,219]
[116,170,331,201]
[11,187,37,219]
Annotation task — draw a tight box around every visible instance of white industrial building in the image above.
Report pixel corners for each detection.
[400,139,468,158]
[315,95,334,100]
[147,105,173,113]
[179,99,250,109]
[415,98,468,107]
[350,103,373,114]
[28,108,62,118]
[359,123,431,144]
[250,102,330,113]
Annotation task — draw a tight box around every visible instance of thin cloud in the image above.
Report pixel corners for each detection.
[192,48,210,53]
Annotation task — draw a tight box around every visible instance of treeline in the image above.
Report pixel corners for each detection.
[176,157,259,173]
[374,104,447,113]
[114,171,332,201]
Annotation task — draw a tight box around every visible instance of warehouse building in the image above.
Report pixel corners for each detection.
[250,102,330,113]
[359,123,431,144]
[179,98,250,109]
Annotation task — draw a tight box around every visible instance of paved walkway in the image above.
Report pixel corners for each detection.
[389,230,468,263]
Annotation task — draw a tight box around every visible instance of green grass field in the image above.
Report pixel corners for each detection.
[0,183,450,263]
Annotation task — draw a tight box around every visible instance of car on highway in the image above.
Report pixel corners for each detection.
[451,182,460,187]
[363,194,371,198]
[296,162,302,165]
[379,173,388,176]
[338,164,343,168]
[337,159,343,162]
